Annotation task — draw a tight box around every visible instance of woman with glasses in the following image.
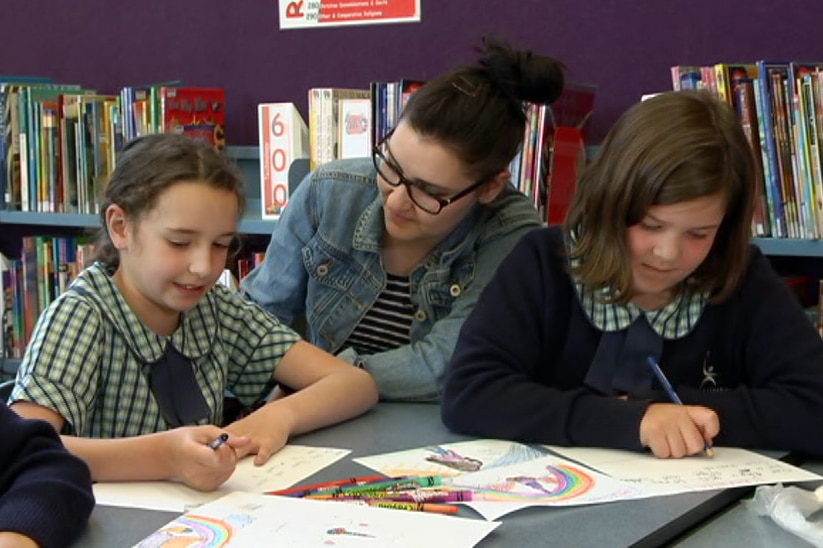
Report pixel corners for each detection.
[243,37,564,401]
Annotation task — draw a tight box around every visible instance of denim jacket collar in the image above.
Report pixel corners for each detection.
[352,195,385,253]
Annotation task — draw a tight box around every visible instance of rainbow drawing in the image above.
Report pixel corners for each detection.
[469,464,596,502]
[135,514,232,548]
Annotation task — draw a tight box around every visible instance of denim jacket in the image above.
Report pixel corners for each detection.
[242,158,541,401]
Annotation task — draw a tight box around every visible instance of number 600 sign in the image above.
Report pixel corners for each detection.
[258,103,308,220]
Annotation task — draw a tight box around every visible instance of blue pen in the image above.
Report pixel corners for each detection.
[645,356,715,457]
[207,433,229,451]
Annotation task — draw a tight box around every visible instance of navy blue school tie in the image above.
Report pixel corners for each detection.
[584,315,663,397]
[147,344,211,427]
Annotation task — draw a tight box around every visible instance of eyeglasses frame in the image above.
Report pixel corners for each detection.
[371,130,488,215]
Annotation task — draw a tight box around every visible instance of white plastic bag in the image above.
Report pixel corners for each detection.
[746,483,823,547]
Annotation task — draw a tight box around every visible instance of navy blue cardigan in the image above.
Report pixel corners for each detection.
[0,402,94,547]
[442,226,823,456]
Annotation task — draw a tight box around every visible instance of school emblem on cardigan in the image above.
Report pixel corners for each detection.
[700,352,719,390]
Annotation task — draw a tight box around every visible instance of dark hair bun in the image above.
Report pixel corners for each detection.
[478,36,565,105]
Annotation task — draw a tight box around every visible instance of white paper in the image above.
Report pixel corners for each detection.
[451,454,646,520]
[354,440,648,521]
[354,440,823,521]
[132,491,499,548]
[547,445,823,495]
[94,445,349,512]
[278,0,421,30]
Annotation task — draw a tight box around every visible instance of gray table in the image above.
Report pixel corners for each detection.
[75,403,791,547]
[674,462,823,547]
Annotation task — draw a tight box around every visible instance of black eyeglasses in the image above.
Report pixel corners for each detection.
[371,131,487,215]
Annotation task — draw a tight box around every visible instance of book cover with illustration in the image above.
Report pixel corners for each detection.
[160,87,226,151]
[338,97,372,159]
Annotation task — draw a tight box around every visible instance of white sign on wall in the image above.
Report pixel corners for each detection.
[279,0,421,29]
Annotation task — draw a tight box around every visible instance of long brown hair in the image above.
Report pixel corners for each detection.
[565,90,756,303]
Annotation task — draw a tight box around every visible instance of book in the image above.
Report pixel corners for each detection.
[670,66,703,91]
[753,63,785,238]
[75,95,119,214]
[338,97,372,159]
[790,63,823,239]
[258,102,309,220]
[8,83,86,212]
[765,64,801,238]
[728,66,772,237]
[0,254,13,359]
[160,86,226,151]
[308,87,370,169]
[120,81,182,140]
[0,76,51,210]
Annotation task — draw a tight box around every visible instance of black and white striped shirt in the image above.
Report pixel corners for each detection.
[344,273,414,354]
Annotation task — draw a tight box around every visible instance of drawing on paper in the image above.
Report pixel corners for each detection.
[134,491,500,548]
[467,464,596,502]
[326,526,376,538]
[134,514,246,548]
[546,446,823,496]
[423,446,483,472]
[354,440,551,477]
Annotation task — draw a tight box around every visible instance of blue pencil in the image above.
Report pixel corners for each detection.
[646,356,715,457]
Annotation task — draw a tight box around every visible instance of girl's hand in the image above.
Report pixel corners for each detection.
[225,405,292,466]
[0,532,39,548]
[166,426,250,491]
[639,403,719,458]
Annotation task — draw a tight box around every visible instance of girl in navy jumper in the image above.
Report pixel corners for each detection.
[0,401,93,548]
[442,90,823,458]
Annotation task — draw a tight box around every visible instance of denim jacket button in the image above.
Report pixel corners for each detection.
[414,309,427,322]
[316,264,329,276]
[449,284,462,297]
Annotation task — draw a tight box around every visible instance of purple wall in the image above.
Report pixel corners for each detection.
[2,0,820,145]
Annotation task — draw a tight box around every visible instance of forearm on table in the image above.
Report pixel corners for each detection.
[61,431,174,482]
[258,368,378,436]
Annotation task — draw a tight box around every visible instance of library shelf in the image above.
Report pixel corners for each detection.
[0,146,275,236]
[752,238,823,258]
[0,202,275,236]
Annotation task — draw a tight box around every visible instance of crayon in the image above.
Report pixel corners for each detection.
[268,475,387,497]
[336,475,446,495]
[364,500,460,515]
[307,490,474,503]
